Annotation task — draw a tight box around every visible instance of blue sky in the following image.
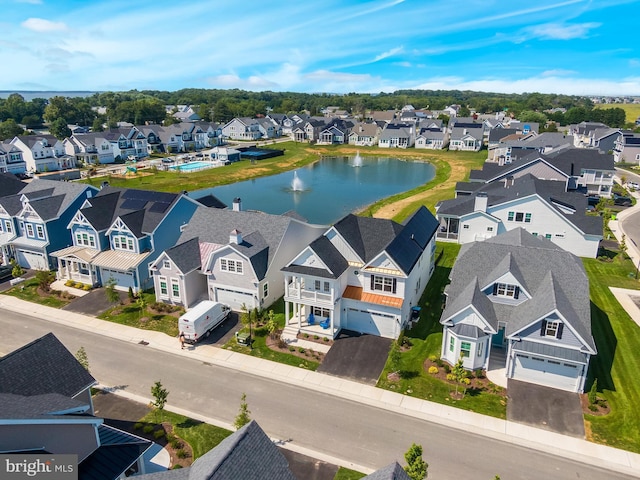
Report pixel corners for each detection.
[2,0,640,95]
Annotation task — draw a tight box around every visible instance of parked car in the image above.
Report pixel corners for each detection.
[0,264,13,281]
[627,182,640,190]
[613,193,632,206]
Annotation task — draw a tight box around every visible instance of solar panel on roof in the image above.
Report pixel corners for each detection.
[120,198,147,210]
[149,202,170,213]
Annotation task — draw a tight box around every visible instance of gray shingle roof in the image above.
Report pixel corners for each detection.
[0,172,26,197]
[282,235,349,279]
[0,392,90,420]
[363,461,411,480]
[443,229,594,351]
[0,332,96,398]
[164,237,202,274]
[333,214,403,263]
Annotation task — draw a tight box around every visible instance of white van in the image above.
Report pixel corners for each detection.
[178,301,230,344]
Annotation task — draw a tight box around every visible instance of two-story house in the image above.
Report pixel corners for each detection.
[435,174,603,258]
[149,201,326,310]
[103,127,148,161]
[0,333,152,478]
[448,125,484,151]
[281,207,439,339]
[51,187,200,292]
[63,133,116,165]
[0,141,27,174]
[348,122,382,146]
[221,118,263,141]
[415,127,449,149]
[440,229,596,393]
[0,179,98,270]
[11,134,76,173]
[613,131,640,164]
[378,123,415,148]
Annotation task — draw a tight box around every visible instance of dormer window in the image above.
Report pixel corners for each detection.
[114,235,134,251]
[541,319,564,339]
[492,283,520,299]
[163,260,171,269]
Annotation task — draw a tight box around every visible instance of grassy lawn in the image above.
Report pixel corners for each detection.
[3,278,73,308]
[222,298,320,371]
[376,242,508,419]
[334,467,366,479]
[594,103,640,124]
[97,292,181,337]
[583,249,640,453]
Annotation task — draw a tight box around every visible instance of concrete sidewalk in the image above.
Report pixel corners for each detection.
[1,294,639,478]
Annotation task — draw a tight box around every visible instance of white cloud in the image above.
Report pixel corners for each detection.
[373,46,403,62]
[541,69,577,76]
[527,22,600,40]
[394,61,412,68]
[206,74,278,90]
[21,18,68,32]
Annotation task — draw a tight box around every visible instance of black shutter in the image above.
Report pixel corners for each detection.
[492,283,498,295]
[370,275,375,290]
[557,323,564,339]
[514,286,520,299]
[540,319,547,336]
[392,278,397,294]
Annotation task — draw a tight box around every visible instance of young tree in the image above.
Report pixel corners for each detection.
[10,258,24,279]
[150,380,169,421]
[35,269,55,291]
[446,357,470,398]
[404,443,428,480]
[75,347,90,371]
[104,277,120,304]
[588,378,598,406]
[137,295,148,320]
[620,234,628,257]
[388,340,402,376]
[234,392,251,430]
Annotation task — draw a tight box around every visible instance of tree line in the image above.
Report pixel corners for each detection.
[0,89,634,141]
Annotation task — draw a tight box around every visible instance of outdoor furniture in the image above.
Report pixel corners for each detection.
[320,318,330,329]
[308,313,315,325]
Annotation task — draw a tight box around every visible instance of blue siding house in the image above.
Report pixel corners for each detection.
[0,178,98,270]
[51,186,200,292]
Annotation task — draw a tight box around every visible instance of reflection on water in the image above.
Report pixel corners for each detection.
[192,156,435,225]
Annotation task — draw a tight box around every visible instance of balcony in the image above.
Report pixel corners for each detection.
[285,285,334,305]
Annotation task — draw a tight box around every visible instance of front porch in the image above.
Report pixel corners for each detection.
[283,302,339,340]
[51,246,101,286]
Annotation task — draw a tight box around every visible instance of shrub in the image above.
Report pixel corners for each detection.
[153,429,165,439]
[176,449,188,459]
[65,280,74,287]
[428,354,437,362]
[443,364,451,374]
[289,346,295,352]
[298,347,305,354]
[314,335,319,340]
[172,465,183,470]
[588,379,598,405]
[277,338,287,349]
[589,404,599,412]
[82,284,91,291]
[323,337,329,342]
[142,425,154,434]
[474,369,483,379]
[435,358,444,367]
[74,282,83,289]
[133,422,143,430]
[170,439,182,449]
[304,333,309,338]
[428,366,439,374]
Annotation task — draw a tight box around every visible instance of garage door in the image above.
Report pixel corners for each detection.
[346,308,397,338]
[214,287,255,311]
[512,353,580,392]
[101,268,135,291]
[16,249,47,270]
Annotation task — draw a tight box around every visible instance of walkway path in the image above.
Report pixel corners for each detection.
[0,295,639,478]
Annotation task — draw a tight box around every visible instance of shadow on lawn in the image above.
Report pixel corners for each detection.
[588,300,616,393]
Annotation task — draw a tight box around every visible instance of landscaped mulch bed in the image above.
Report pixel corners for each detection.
[580,393,610,417]
[133,421,194,469]
[422,358,508,400]
[265,334,325,363]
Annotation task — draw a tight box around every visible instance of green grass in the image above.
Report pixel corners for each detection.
[3,278,72,308]
[140,410,232,459]
[97,292,180,337]
[333,467,366,479]
[594,103,640,125]
[376,243,507,419]
[583,250,640,452]
[222,298,320,371]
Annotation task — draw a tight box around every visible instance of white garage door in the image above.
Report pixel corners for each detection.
[346,308,397,338]
[101,268,135,291]
[214,287,255,311]
[512,354,580,392]
[16,249,47,270]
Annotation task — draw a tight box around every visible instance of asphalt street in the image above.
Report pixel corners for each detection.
[0,309,636,480]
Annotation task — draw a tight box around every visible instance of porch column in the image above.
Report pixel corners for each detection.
[330,312,334,334]
[285,301,290,326]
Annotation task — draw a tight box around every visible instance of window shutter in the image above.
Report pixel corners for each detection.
[492,283,498,295]
[370,275,375,290]
[557,322,564,339]
[540,320,547,336]
[514,286,520,299]
[392,278,397,294]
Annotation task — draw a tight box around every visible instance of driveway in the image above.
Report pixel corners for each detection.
[318,330,392,385]
[507,380,585,438]
[62,287,127,316]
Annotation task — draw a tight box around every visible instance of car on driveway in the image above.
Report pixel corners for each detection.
[0,264,13,281]
[614,193,633,207]
[627,182,640,190]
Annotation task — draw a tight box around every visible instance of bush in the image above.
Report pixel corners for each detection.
[176,449,188,459]
[82,284,91,291]
[435,358,444,367]
[474,369,483,379]
[323,337,329,342]
[172,465,183,470]
[170,439,182,449]
[134,422,143,430]
[142,425,154,434]
[289,346,295,352]
[428,354,437,362]
[314,335,319,340]
[153,429,165,439]
[277,338,287,349]
[589,404,599,412]
[443,364,451,374]
[428,366,439,374]
[65,280,74,287]
[298,347,305,354]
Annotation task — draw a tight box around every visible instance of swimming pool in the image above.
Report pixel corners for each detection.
[169,161,217,172]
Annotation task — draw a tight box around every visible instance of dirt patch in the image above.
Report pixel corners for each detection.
[265,335,325,363]
[423,358,507,399]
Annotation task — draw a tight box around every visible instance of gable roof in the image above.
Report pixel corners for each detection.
[163,237,202,274]
[0,173,27,197]
[0,392,91,420]
[363,461,411,480]
[282,235,349,279]
[0,332,96,398]
[332,214,404,263]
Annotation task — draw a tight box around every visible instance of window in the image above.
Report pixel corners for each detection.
[26,224,34,237]
[449,336,455,352]
[508,211,514,221]
[493,283,518,298]
[4,220,11,233]
[545,233,552,240]
[159,278,168,296]
[36,225,44,239]
[545,320,559,337]
[463,224,469,229]
[323,281,330,293]
[525,213,532,223]
[555,233,565,238]
[487,226,493,232]
[371,275,397,294]
[461,341,471,358]
[515,212,524,222]
[263,282,269,298]
[532,232,538,237]
[508,211,531,223]
[220,258,243,274]
[163,260,171,269]
[314,280,321,290]
[171,279,180,298]
[114,235,134,251]
[477,342,484,357]
[312,306,330,318]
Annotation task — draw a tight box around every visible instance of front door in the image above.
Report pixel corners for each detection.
[492,324,506,348]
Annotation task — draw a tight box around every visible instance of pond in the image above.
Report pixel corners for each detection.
[192,155,435,225]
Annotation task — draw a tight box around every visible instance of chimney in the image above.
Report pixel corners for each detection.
[474,192,488,212]
[504,176,515,188]
[230,228,242,244]
[232,197,241,211]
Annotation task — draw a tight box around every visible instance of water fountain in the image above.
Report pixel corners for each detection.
[291,171,304,192]
[353,150,363,167]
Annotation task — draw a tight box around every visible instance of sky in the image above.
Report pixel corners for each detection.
[2,0,640,96]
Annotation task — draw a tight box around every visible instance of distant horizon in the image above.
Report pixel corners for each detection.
[3,1,640,96]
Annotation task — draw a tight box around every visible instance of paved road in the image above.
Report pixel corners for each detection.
[0,310,636,480]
